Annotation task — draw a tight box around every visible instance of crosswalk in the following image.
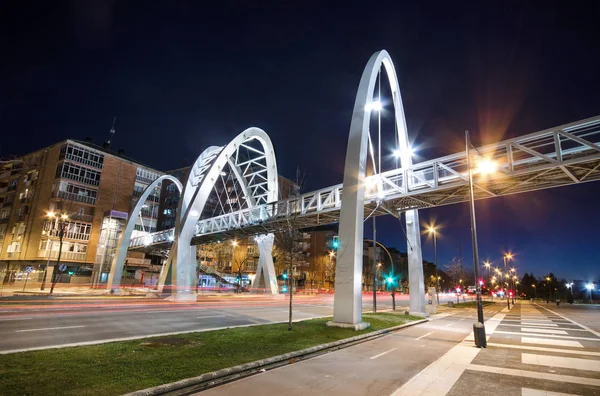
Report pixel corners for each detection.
[451,301,600,395]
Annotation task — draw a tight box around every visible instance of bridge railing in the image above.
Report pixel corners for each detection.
[130,116,600,247]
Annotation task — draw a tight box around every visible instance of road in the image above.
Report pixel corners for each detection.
[0,292,461,353]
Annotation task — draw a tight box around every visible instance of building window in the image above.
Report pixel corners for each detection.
[55,162,101,186]
[52,182,98,205]
[59,143,104,169]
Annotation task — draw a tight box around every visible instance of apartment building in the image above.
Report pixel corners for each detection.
[0,139,163,288]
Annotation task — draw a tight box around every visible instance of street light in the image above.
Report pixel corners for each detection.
[466,130,490,348]
[586,283,595,301]
[546,276,552,302]
[484,261,491,288]
[46,211,70,295]
[503,254,513,309]
[532,284,537,300]
[428,225,440,305]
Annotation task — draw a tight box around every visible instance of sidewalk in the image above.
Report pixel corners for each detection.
[186,302,505,396]
[396,300,600,395]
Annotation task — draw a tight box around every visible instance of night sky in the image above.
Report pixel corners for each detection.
[2,2,599,281]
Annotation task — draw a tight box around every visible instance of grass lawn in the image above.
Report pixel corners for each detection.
[450,301,494,308]
[0,312,421,396]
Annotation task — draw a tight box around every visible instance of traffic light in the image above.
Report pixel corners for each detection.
[332,236,339,250]
[282,271,288,280]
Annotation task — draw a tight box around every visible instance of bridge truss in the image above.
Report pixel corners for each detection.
[130,115,600,250]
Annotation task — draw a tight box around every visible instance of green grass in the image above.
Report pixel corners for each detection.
[0,313,421,396]
[450,301,494,308]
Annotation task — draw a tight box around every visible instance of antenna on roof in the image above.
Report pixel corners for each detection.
[108,116,116,144]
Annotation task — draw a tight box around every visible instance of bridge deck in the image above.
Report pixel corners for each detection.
[130,115,600,249]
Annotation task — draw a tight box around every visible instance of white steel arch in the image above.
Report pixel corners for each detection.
[167,127,279,300]
[107,174,183,293]
[332,50,425,327]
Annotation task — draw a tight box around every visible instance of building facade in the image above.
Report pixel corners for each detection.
[0,139,163,289]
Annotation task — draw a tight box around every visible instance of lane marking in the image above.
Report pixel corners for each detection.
[521,337,584,348]
[499,324,587,332]
[370,348,397,360]
[535,303,600,338]
[16,325,85,333]
[467,364,600,386]
[520,328,568,335]
[488,342,598,356]
[522,352,600,372]
[522,388,576,396]
[0,317,33,321]
[196,315,227,319]
[415,331,434,340]
[391,312,505,396]
[520,322,559,327]
[495,331,600,341]
[445,323,453,327]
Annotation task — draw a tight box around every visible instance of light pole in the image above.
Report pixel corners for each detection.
[546,276,552,302]
[49,212,69,295]
[466,130,495,348]
[40,212,57,291]
[532,284,537,300]
[503,254,513,309]
[586,283,594,301]
[428,226,440,305]
[510,268,516,304]
[484,261,491,289]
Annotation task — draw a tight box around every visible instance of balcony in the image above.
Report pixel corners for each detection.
[125,257,152,267]
[63,152,103,170]
[38,249,87,261]
[53,190,97,205]
[6,251,20,258]
[46,229,91,241]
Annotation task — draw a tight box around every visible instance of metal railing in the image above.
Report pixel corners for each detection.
[37,250,87,261]
[129,115,600,248]
[53,190,97,205]
[46,229,91,241]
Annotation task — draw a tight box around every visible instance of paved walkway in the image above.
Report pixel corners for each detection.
[195,304,505,396]
[396,300,600,395]
[194,301,600,395]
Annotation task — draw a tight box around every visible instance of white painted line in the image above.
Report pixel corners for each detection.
[521,328,568,335]
[370,348,397,360]
[535,303,600,338]
[521,322,559,327]
[16,325,86,333]
[467,364,600,386]
[445,323,453,327]
[522,352,600,372]
[196,315,227,319]
[391,312,505,396]
[495,331,600,341]
[521,337,584,348]
[522,387,576,396]
[488,342,599,356]
[0,317,32,321]
[501,324,586,331]
[415,331,434,340]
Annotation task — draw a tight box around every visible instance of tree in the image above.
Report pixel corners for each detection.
[269,167,305,331]
[444,257,463,285]
[307,254,328,289]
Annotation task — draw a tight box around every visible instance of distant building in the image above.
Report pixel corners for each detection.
[0,139,163,288]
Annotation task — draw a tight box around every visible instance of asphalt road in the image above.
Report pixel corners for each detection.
[0,293,460,353]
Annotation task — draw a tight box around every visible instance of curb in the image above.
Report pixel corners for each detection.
[123,318,428,396]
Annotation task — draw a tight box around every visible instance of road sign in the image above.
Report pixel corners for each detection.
[59,264,67,272]
[25,266,33,273]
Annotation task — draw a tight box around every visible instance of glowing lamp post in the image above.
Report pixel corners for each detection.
[466,131,498,348]
[428,225,440,305]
